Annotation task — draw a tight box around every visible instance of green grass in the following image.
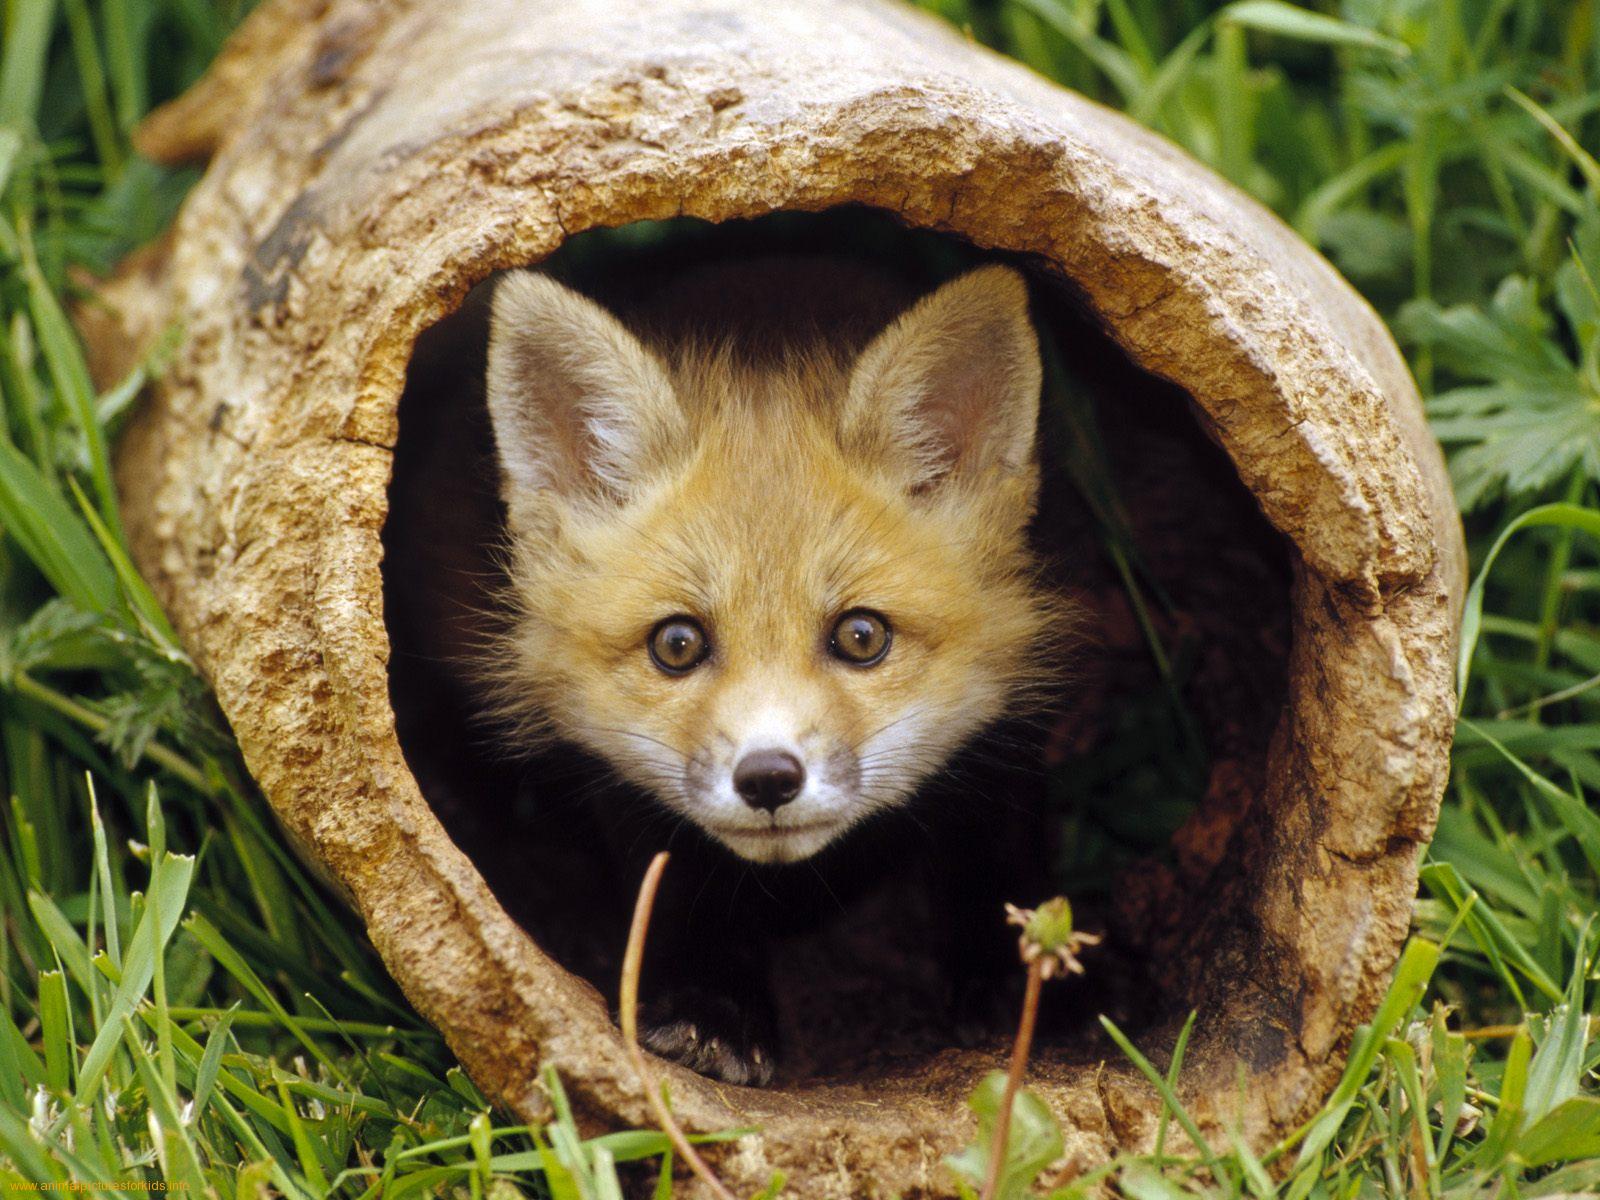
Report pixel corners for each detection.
[1,0,1599,1196]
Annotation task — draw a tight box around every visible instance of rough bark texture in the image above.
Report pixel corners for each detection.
[97,0,1465,1194]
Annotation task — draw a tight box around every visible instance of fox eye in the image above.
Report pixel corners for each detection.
[648,616,709,675]
[829,609,892,666]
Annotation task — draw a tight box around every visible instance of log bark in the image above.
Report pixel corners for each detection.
[98,0,1465,1193]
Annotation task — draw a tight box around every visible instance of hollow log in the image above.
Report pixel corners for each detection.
[97,0,1465,1194]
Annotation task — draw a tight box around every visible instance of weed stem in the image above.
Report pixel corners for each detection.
[619,851,738,1200]
[982,958,1046,1200]
[10,669,215,794]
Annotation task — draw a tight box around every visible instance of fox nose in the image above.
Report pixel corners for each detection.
[733,749,805,812]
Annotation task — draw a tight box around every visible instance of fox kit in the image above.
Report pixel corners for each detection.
[481,257,1066,1084]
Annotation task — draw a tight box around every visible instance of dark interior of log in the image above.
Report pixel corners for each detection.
[381,210,1292,1088]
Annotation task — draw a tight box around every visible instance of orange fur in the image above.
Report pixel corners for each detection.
[481,263,1072,863]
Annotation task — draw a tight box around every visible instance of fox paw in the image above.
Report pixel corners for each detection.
[636,988,776,1087]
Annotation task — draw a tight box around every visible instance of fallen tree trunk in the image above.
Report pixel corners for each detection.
[94,0,1464,1193]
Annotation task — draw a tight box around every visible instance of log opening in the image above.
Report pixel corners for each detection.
[381,209,1294,1089]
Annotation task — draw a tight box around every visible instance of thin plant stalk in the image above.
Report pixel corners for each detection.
[981,958,1046,1200]
[10,668,214,794]
[618,851,737,1200]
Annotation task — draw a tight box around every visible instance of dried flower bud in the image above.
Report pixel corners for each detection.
[1005,898,1102,979]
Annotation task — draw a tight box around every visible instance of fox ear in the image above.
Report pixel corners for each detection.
[486,272,684,522]
[841,265,1041,493]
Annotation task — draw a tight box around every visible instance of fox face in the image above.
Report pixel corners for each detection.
[482,263,1063,864]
